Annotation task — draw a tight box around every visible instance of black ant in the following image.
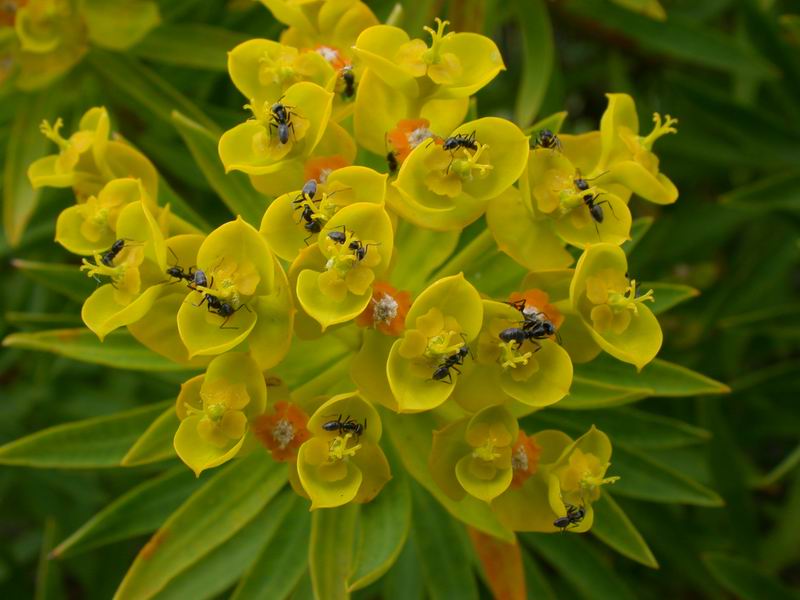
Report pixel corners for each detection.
[340,65,355,99]
[292,179,318,206]
[165,247,208,290]
[100,239,138,266]
[431,340,471,384]
[572,170,615,228]
[325,225,379,261]
[194,277,250,329]
[553,503,585,532]
[385,133,398,175]
[500,299,559,348]
[532,128,561,151]
[269,98,296,144]
[442,130,477,153]
[321,414,366,439]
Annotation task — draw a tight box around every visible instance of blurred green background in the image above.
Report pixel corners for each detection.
[1,0,799,598]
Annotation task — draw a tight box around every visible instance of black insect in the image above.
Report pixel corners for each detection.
[583,191,618,226]
[294,201,324,244]
[532,128,561,151]
[165,248,207,290]
[322,414,367,439]
[553,503,586,533]
[269,99,296,144]
[386,150,398,174]
[348,239,379,262]
[499,301,558,349]
[432,343,470,384]
[442,130,478,153]
[293,179,318,206]
[194,278,250,329]
[100,239,128,266]
[340,65,355,99]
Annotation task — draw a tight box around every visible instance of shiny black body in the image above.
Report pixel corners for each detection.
[269,101,295,144]
[442,131,477,153]
[387,151,398,174]
[553,504,586,532]
[341,66,355,99]
[101,239,127,266]
[532,128,561,151]
[432,344,470,384]
[322,414,367,439]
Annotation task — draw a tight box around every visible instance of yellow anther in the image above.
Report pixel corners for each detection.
[450,143,493,180]
[498,340,531,369]
[328,433,361,461]
[473,438,501,462]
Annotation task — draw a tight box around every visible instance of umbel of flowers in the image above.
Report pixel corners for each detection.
[30,1,680,538]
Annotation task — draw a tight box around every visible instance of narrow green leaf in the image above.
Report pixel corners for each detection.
[646,282,700,314]
[591,493,658,568]
[155,491,296,600]
[564,0,776,77]
[514,0,554,127]
[382,537,425,600]
[756,443,800,488]
[622,216,653,255]
[35,518,61,600]
[0,401,170,468]
[3,328,193,372]
[157,175,212,232]
[171,110,265,226]
[521,550,557,600]
[3,91,52,247]
[392,220,460,293]
[381,410,515,542]
[523,533,637,600]
[574,355,730,397]
[702,552,798,600]
[230,497,311,600]
[309,504,359,600]
[114,450,286,600]
[121,406,178,466]
[720,171,800,214]
[530,407,710,450]
[132,24,249,71]
[52,468,201,558]
[411,484,479,600]
[5,312,83,327]
[349,467,411,591]
[87,50,218,133]
[556,377,651,410]
[611,445,724,506]
[12,259,94,302]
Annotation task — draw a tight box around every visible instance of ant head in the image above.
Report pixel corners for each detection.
[301,179,317,198]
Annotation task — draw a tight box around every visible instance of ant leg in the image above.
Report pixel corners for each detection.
[596,199,618,220]
[288,121,296,142]
[219,316,239,330]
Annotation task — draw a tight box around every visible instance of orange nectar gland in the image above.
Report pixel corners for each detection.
[510,431,541,488]
[356,282,411,336]
[314,45,347,70]
[304,155,349,184]
[253,401,310,461]
[388,119,435,162]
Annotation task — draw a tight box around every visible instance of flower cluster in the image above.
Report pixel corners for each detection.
[0,0,160,90]
[30,1,680,536]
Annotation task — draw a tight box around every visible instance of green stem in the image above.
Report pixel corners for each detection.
[429,228,495,281]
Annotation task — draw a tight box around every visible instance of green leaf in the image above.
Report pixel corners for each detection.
[381,410,515,542]
[52,467,202,558]
[564,0,776,78]
[756,443,800,488]
[157,175,212,232]
[87,50,218,133]
[83,0,161,50]
[35,518,61,600]
[171,110,265,226]
[114,450,287,600]
[349,466,411,591]
[155,491,297,600]
[610,445,724,506]
[622,216,653,255]
[121,406,178,466]
[230,497,311,600]
[521,550,557,600]
[3,91,53,247]
[702,552,799,600]
[132,24,249,71]
[720,171,800,214]
[523,533,637,600]
[530,407,710,450]
[0,401,171,468]
[514,0,554,127]
[591,493,658,568]
[2,328,194,372]
[574,355,730,397]
[5,312,83,327]
[382,537,425,600]
[410,484,479,600]
[646,282,700,314]
[556,377,651,410]
[12,260,95,303]
[309,504,359,600]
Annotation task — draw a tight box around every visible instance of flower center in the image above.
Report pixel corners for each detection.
[271,418,295,449]
[316,45,340,64]
[497,340,532,370]
[80,253,125,283]
[606,278,654,316]
[449,143,493,180]
[641,113,678,151]
[473,436,501,463]
[421,17,452,65]
[206,403,226,421]
[372,293,399,325]
[424,330,463,361]
[327,432,361,462]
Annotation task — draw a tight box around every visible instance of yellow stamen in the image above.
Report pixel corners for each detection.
[40,118,69,150]
[641,113,678,150]
[497,340,532,369]
[422,18,452,65]
[328,433,361,461]
[473,437,501,462]
[450,143,493,180]
[607,278,654,316]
